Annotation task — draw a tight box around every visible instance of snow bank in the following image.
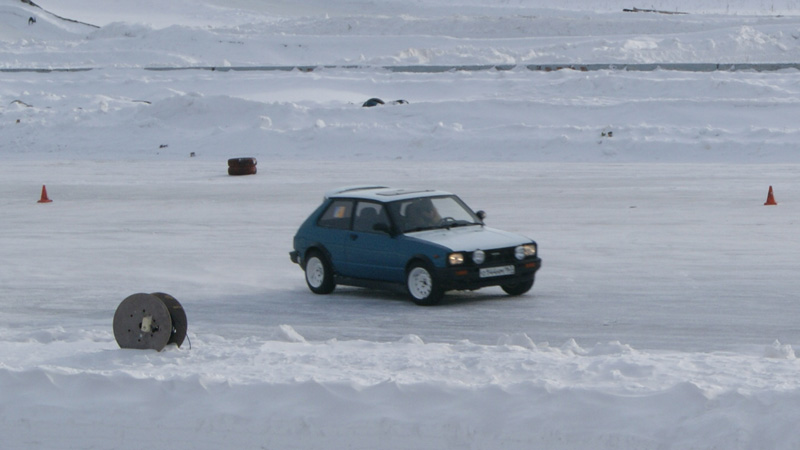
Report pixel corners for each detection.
[6,0,800,67]
[3,326,800,449]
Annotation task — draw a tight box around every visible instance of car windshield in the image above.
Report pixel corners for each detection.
[388,195,482,233]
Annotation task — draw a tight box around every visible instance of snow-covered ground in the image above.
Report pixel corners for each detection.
[4,0,800,448]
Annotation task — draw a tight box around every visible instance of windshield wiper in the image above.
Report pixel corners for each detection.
[406,221,478,233]
[405,226,438,233]
[438,220,479,230]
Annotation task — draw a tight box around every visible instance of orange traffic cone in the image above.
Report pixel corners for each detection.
[764,186,777,206]
[37,185,53,203]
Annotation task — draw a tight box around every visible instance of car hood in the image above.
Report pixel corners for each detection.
[406,225,531,251]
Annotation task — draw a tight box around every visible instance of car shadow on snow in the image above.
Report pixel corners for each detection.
[325,286,531,307]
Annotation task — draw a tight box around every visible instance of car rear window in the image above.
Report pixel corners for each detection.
[318,200,353,229]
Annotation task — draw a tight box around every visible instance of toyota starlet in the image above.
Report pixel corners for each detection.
[290,186,542,305]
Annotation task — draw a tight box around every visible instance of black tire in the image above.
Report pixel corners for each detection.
[304,251,335,294]
[501,277,535,296]
[228,165,257,176]
[228,157,257,167]
[228,157,257,176]
[406,261,443,306]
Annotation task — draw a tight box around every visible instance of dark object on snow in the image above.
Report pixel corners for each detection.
[151,292,187,348]
[362,98,409,107]
[623,7,688,15]
[362,98,385,107]
[28,16,36,25]
[228,157,257,176]
[113,292,187,351]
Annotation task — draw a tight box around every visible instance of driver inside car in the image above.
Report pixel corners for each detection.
[406,198,442,230]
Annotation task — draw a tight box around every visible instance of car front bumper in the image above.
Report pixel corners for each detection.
[437,257,542,291]
[289,251,300,265]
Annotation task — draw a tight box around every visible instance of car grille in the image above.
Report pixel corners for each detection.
[481,247,516,265]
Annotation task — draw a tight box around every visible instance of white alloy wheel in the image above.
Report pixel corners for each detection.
[408,266,433,300]
[306,256,325,289]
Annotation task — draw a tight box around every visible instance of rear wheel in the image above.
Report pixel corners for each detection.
[406,262,443,306]
[304,251,335,294]
[501,277,534,296]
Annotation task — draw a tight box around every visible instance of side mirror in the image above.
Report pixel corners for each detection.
[476,210,487,222]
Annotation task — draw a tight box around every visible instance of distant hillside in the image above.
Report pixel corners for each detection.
[0,0,96,42]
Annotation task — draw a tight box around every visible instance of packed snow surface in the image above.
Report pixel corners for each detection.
[3,0,800,449]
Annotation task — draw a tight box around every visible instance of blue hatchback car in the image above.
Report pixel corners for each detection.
[290,186,542,305]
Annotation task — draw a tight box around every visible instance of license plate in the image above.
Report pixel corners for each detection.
[479,265,514,278]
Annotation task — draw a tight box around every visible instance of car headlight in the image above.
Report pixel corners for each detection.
[448,252,465,266]
[472,250,485,265]
[514,244,537,260]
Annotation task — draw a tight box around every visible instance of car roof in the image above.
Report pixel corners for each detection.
[325,185,454,202]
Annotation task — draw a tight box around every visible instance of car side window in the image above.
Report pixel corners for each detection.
[318,200,354,229]
[353,201,390,233]
[387,201,410,232]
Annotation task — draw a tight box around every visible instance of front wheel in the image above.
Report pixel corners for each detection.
[406,262,443,306]
[501,277,534,296]
[304,251,335,294]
